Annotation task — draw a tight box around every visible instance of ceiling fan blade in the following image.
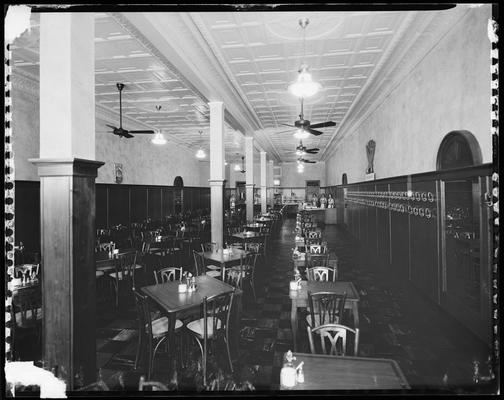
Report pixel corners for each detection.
[128,130,155,134]
[303,160,316,163]
[309,121,336,129]
[307,128,323,136]
[305,148,320,154]
[106,124,118,130]
[280,123,296,128]
[275,129,296,134]
[122,132,134,139]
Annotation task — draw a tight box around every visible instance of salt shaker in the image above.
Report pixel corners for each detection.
[296,362,305,383]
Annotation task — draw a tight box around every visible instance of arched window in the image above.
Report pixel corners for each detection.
[173,176,184,187]
[342,173,348,185]
[436,131,482,170]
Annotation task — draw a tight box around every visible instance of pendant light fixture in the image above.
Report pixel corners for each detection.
[195,130,206,159]
[151,105,167,145]
[234,155,245,173]
[288,18,321,98]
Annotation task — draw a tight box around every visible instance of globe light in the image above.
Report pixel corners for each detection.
[294,129,310,140]
[234,163,241,172]
[195,148,206,158]
[151,132,167,145]
[288,64,321,98]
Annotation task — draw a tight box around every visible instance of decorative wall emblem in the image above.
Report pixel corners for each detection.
[366,140,376,174]
[114,163,123,184]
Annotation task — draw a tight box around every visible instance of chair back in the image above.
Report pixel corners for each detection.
[306,253,329,269]
[308,230,321,239]
[309,244,323,254]
[96,241,115,253]
[117,250,139,289]
[307,291,347,327]
[201,242,217,253]
[192,250,205,276]
[203,290,235,343]
[133,289,153,339]
[307,323,359,356]
[307,266,336,282]
[154,266,183,284]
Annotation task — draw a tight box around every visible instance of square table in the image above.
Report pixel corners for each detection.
[285,352,410,390]
[141,275,239,373]
[201,248,248,278]
[231,232,266,241]
[289,280,360,352]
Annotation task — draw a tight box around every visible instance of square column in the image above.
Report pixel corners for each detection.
[260,151,267,213]
[245,136,255,222]
[209,101,225,248]
[31,13,101,389]
[268,160,275,207]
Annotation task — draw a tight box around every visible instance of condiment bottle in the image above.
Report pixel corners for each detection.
[296,361,305,383]
[280,350,297,388]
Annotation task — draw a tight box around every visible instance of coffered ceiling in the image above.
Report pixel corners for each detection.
[10,7,464,164]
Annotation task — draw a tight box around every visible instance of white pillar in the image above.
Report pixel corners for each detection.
[245,136,255,222]
[29,13,103,389]
[268,160,274,207]
[260,151,267,213]
[209,101,225,248]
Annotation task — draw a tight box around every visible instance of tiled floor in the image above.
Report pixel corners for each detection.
[91,218,495,393]
[14,218,495,393]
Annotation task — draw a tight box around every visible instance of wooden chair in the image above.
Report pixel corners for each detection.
[306,253,329,269]
[225,253,258,301]
[192,250,221,278]
[306,291,347,329]
[307,323,359,356]
[107,250,142,309]
[133,289,183,380]
[153,266,184,284]
[186,290,235,387]
[306,266,337,282]
[96,241,115,253]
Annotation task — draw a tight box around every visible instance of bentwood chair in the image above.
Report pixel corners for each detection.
[306,266,337,282]
[107,250,142,309]
[192,250,221,278]
[306,291,347,329]
[153,266,184,284]
[225,253,258,301]
[186,290,235,386]
[138,375,168,391]
[133,289,184,380]
[306,253,329,269]
[307,323,359,356]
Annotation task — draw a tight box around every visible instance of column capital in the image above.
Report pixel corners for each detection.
[208,179,226,186]
[29,158,104,178]
[245,183,256,188]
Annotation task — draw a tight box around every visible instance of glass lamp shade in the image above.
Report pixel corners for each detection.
[296,148,306,156]
[294,129,310,140]
[288,65,321,98]
[297,164,305,173]
[151,132,167,145]
[195,148,206,158]
[234,163,241,172]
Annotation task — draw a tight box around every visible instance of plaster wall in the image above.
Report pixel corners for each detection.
[11,82,205,187]
[325,6,492,185]
[279,162,326,187]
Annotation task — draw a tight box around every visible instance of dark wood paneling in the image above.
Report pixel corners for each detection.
[130,186,147,223]
[95,185,108,229]
[162,187,174,217]
[147,187,162,220]
[376,183,390,266]
[108,185,130,227]
[14,181,40,252]
[389,182,409,280]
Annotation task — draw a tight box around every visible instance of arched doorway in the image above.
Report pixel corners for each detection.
[437,131,490,343]
[174,176,183,214]
[436,130,482,171]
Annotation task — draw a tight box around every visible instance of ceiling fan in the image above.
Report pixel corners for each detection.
[106,83,155,139]
[278,97,336,136]
[297,157,316,164]
[296,140,319,156]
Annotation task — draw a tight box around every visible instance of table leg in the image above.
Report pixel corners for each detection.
[351,301,360,330]
[290,300,298,352]
[167,313,177,375]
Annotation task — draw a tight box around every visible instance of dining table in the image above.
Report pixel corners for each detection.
[289,280,360,352]
[242,223,265,232]
[231,231,266,241]
[200,247,248,278]
[283,352,410,390]
[140,275,241,374]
